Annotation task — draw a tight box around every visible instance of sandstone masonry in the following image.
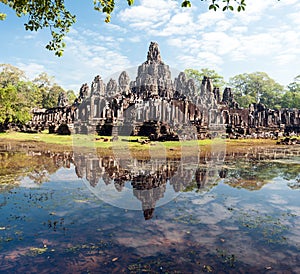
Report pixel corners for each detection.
[29,42,300,139]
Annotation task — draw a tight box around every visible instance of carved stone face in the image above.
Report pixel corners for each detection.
[147,41,162,63]
[118,71,130,87]
[106,79,118,97]
[57,92,69,107]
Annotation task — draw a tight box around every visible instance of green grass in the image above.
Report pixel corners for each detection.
[0,132,207,147]
[0,131,278,153]
[0,131,73,145]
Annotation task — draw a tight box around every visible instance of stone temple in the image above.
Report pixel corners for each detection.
[29,42,300,139]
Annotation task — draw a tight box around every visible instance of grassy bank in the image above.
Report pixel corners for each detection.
[0,131,73,145]
[0,131,280,158]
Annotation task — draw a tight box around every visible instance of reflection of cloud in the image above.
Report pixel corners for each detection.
[285,206,300,216]
[116,220,187,256]
[50,167,82,182]
[196,203,233,225]
[268,194,288,205]
[287,217,300,247]
[223,197,241,208]
[19,167,82,188]
[192,195,215,205]
[241,203,269,214]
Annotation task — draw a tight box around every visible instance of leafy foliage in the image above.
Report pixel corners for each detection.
[282,75,300,108]
[0,64,26,87]
[42,84,65,109]
[0,65,32,125]
[0,0,263,56]
[185,68,225,89]
[1,0,76,57]
[0,12,6,20]
[0,64,75,128]
[67,89,77,103]
[228,72,284,109]
[0,85,32,124]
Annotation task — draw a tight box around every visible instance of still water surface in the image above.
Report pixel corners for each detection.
[0,142,300,273]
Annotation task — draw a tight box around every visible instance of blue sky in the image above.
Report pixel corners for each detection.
[1,0,300,92]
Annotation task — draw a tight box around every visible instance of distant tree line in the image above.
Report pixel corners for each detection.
[0,64,76,129]
[185,68,300,109]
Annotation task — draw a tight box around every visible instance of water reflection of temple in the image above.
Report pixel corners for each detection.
[69,148,300,213]
[73,153,194,219]
[71,148,231,219]
[45,146,300,219]
[2,142,300,219]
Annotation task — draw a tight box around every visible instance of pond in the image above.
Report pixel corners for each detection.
[0,140,300,273]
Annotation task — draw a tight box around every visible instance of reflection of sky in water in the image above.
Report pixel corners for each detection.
[0,151,300,273]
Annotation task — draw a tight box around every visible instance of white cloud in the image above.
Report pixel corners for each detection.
[3,0,300,90]
[55,29,132,90]
[215,20,234,32]
[197,10,226,29]
[80,0,300,86]
[169,12,192,26]
[232,0,276,23]
[106,23,128,33]
[275,54,297,66]
[23,34,37,40]
[16,62,47,80]
[231,26,248,34]
[118,0,177,30]
[201,32,240,55]
[128,36,141,43]
[288,11,300,26]
[274,0,299,8]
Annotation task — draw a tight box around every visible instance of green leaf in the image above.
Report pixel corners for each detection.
[181,1,191,8]
[56,50,63,57]
[0,13,7,20]
[127,0,134,6]
[105,15,111,23]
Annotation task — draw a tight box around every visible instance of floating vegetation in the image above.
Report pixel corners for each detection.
[172,213,201,225]
[4,237,13,242]
[27,247,48,256]
[65,240,113,254]
[43,218,66,232]
[127,258,173,273]
[216,248,236,268]
[202,264,214,272]
[237,209,289,244]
